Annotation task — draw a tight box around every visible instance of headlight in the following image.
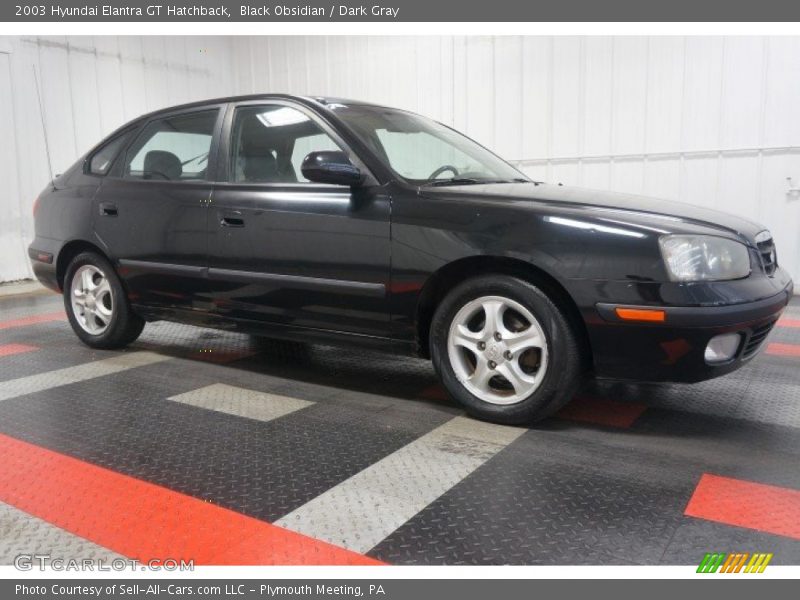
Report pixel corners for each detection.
[659,235,751,282]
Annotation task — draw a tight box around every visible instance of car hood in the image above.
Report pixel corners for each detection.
[423,182,767,244]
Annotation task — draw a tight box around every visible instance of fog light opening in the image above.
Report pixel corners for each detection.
[705,333,742,365]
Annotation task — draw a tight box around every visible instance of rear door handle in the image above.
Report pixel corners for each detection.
[220,210,245,228]
[99,202,118,217]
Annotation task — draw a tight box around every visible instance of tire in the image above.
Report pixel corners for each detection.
[63,251,144,349]
[430,274,584,425]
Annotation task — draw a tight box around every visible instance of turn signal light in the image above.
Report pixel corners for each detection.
[615,307,666,323]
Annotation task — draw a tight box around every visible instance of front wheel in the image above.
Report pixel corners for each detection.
[64,251,144,349]
[430,274,584,424]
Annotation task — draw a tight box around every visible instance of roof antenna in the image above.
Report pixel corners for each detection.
[33,64,54,181]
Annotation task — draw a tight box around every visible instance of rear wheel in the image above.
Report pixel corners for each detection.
[64,251,144,349]
[430,274,584,424]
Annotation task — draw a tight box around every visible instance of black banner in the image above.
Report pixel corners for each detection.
[5,579,800,599]
[4,0,800,22]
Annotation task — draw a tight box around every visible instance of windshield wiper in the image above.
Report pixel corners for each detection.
[490,177,543,185]
[423,177,484,187]
[423,176,535,187]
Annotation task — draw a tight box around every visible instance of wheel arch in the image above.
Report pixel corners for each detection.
[415,255,593,369]
[56,239,111,290]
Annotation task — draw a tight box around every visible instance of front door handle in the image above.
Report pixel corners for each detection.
[220,210,245,227]
[98,202,118,217]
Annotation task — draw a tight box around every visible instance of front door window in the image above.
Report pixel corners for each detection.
[229,105,343,184]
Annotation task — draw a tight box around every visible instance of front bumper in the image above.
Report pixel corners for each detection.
[587,281,793,383]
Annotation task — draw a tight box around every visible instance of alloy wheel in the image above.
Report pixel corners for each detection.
[447,295,549,405]
[70,264,114,335]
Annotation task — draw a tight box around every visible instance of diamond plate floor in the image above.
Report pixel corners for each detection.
[0,290,799,565]
[0,501,124,566]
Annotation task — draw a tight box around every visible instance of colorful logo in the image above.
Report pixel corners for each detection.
[697,552,773,573]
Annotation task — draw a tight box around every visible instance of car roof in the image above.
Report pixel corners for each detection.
[137,94,390,121]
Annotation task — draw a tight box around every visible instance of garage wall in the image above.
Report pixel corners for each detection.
[231,36,800,288]
[2,35,799,288]
[0,36,235,283]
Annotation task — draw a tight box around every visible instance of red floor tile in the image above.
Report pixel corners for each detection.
[0,433,382,565]
[685,474,800,541]
[766,343,800,358]
[0,343,39,357]
[777,317,800,329]
[0,311,66,330]
[556,395,647,429]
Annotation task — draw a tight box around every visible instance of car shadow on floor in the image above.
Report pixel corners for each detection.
[134,329,449,407]
[130,320,800,455]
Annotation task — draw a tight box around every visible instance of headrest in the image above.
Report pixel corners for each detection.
[144,150,182,180]
[243,153,278,182]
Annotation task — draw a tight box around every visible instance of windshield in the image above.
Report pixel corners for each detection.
[329,104,528,186]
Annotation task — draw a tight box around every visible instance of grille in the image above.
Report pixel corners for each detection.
[742,320,777,359]
[756,234,777,276]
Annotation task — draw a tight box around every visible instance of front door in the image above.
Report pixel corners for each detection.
[207,101,391,337]
[92,107,223,310]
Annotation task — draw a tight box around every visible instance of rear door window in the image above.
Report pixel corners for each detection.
[124,110,218,181]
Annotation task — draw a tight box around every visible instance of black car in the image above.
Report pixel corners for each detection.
[29,94,793,424]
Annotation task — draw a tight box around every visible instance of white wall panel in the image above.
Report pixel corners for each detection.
[580,159,611,191]
[645,37,684,154]
[465,37,495,150]
[763,37,800,148]
[66,37,103,157]
[760,152,800,278]
[520,37,551,159]
[610,159,645,196]
[683,155,721,209]
[304,37,328,98]
[451,36,468,133]
[2,35,799,287]
[230,34,799,284]
[718,153,761,218]
[719,37,765,150]
[92,37,126,133]
[37,37,78,171]
[550,161,579,187]
[550,37,581,158]
[582,37,614,157]
[7,38,51,252]
[643,158,681,202]
[611,37,649,156]
[142,37,170,112]
[0,35,236,282]
[0,52,25,281]
[117,38,148,121]
[681,37,724,151]
[493,36,522,159]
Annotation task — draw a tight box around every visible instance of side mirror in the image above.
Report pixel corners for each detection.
[301,151,364,187]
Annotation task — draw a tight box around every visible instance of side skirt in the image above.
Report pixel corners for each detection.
[131,304,420,357]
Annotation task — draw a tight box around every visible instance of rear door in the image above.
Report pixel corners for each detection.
[207,100,392,337]
[93,105,224,310]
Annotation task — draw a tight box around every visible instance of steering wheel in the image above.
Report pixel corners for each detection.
[428,165,459,180]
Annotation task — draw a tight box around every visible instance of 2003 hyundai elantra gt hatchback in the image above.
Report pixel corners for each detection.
[29,94,793,424]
